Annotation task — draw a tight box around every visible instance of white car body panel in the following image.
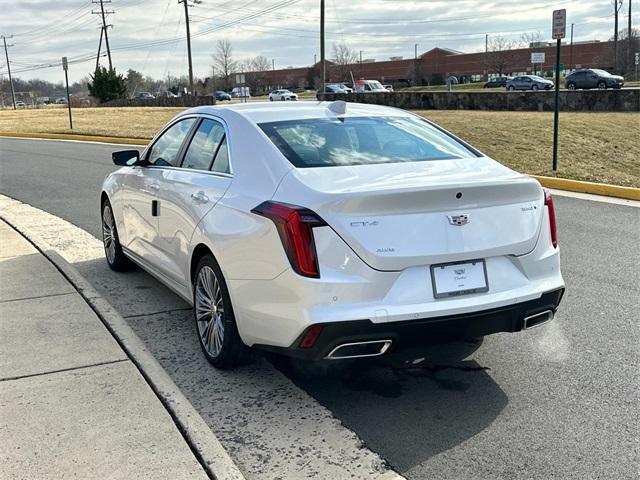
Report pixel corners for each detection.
[102,102,564,353]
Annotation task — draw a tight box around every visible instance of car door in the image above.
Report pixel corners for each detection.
[154,117,233,287]
[122,117,197,267]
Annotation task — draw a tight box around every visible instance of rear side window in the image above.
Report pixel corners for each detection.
[259,116,478,168]
[148,118,197,167]
[182,119,225,171]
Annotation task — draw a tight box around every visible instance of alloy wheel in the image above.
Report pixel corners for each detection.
[195,266,225,358]
[102,204,116,265]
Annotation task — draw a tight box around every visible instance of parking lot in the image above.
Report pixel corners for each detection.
[1,136,638,479]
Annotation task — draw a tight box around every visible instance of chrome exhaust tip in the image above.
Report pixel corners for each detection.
[325,340,393,360]
[523,310,554,330]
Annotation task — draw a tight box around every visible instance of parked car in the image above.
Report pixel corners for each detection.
[55,97,68,105]
[156,91,178,98]
[506,75,554,91]
[102,102,564,368]
[565,69,624,90]
[383,84,394,92]
[484,77,511,88]
[339,84,353,93]
[321,84,349,94]
[231,86,251,98]
[15,100,26,108]
[214,91,232,101]
[135,92,155,100]
[269,89,298,101]
[354,79,389,93]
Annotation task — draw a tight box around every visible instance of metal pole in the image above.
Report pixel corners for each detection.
[2,36,16,110]
[552,38,561,174]
[64,68,73,129]
[569,23,574,71]
[629,0,633,74]
[320,0,325,91]
[98,0,112,69]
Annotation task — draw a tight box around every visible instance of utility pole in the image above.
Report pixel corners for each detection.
[570,23,574,71]
[272,58,275,71]
[613,0,623,73]
[320,0,325,91]
[178,0,200,94]
[92,0,113,70]
[629,0,633,74]
[414,43,419,86]
[1,35,16,110]
[485,34,489,81]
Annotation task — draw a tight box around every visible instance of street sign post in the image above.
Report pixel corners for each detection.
[636,52,639,81]
[551,9,566,175]
[61,57,73,130]
[531,52,545,75]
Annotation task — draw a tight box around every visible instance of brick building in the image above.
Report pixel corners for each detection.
[248,40,614,91]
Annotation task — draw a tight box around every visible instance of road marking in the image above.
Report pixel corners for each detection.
[549,188,640,207]
[0,135,147,148]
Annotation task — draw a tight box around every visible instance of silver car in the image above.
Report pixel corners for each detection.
[506,75,554,91]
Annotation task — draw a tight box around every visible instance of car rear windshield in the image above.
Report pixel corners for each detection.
[259,116,479,168]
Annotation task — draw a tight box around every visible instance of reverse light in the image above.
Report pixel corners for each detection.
[251,201,327,278]
[544,189,558,248]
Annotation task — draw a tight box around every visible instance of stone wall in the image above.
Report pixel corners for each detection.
[100,96,216,108]
[318,89,640,112]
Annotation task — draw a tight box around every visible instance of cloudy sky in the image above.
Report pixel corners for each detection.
[1,0,634,83]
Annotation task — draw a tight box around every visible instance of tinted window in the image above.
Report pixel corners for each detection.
[212,136,230,174]
[148,118,196,166]
[259,116,478,168]
[182,119,225,171]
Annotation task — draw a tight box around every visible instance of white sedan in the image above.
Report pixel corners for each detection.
[269,89,298,101]
[101,101,565,368]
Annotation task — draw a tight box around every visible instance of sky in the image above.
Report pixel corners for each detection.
[0,0,635,84]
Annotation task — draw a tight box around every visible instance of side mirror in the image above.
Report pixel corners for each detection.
[112,150,140,166]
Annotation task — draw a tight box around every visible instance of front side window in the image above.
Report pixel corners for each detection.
[147,118,197,166]
[259,116,478,168]
[182,119,225,171]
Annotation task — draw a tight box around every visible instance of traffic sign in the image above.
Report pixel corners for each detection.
[559,64,564,71]
[636,52,639,65]
[61,56,68,71]
[552,9,566,40]
[531,52,545,64]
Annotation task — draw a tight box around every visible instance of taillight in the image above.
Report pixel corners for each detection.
[299,325,323,348]
[251,201,327,278]
[544,189,558,248]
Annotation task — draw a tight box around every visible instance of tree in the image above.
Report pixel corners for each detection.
[212,40,237,90]
[125,69,144,97]
[484,36,517,76]
[88,67,127,103]
[521,31,544,47]
[245,56,273,94]
[249,55,271,72]
[609,27,639,75]
[331,42,358,81]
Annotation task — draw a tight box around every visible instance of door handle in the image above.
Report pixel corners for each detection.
[191,191,209,204]
[149,183,160,191]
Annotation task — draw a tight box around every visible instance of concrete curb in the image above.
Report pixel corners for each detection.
[0,217,246,480]
[2,131,638,200]
[532,175,640,201]
[0,131,149,146]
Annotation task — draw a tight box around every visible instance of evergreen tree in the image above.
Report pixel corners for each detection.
[88,67,127,102]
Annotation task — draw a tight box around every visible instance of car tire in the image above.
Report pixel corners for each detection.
[281,97,286,101]
[193,254,249,369]
[507,85,515,91]
[597,81,607,90]
[567,82,576,90]
[532,84,539,91]
[269,97,273,101]
[101,200,134,272]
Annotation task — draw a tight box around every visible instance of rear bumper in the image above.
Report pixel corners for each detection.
[255,288,564,361]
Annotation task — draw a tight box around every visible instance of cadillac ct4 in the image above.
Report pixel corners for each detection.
[101,101,564,368]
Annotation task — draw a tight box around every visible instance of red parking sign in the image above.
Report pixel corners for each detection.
[552,9,566,40]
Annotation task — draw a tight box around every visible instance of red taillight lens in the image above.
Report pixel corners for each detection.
[251,201,327,278]
[299,325,323,348]
[544,189,558,248]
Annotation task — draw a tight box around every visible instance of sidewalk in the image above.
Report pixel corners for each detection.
[0,220,209,479]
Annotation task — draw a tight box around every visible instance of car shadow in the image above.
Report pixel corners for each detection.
[273,342,509,474]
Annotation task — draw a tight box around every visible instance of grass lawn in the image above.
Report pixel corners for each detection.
[0,106,638,187]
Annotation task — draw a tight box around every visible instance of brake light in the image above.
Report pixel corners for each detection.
[251,201,327,278]
[544,189,558,248]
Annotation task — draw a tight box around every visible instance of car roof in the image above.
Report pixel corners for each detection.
[180,101,413,124]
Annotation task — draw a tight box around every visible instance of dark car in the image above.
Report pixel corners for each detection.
[484,77,511,88]
[565,69,624,90]
[214,91,232,101]
[506,75,554,91]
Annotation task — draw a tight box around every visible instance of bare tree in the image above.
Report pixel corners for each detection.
[212,40,237,89]
[245,55,273,94]
[331,42,358,81]
[521,31,544,48]
[484,36,517,76]
[249,55,271,72]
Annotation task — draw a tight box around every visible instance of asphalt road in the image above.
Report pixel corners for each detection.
[1,137,639,479]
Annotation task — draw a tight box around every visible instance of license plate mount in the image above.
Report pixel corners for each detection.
[430,259,489,299]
